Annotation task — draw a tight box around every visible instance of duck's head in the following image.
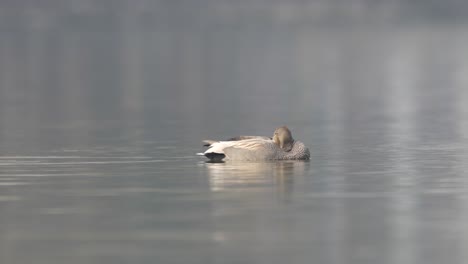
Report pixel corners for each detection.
[273,126,294,152]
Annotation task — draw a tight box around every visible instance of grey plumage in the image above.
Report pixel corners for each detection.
[200,126,310,161]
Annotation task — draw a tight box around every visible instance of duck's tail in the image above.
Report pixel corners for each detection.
[202,140,217,147]
[196,151,225,162]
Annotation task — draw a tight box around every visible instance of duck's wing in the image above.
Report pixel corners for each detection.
[203,136,271,147]
[222,139,278,160]
[202,138,276,161]
[226,136,271,141]
[204,138,271,154]
[226,138,273,150]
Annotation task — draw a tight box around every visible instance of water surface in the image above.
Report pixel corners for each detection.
[1,4,468,264]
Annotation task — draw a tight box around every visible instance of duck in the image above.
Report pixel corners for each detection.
[199,126,310,162]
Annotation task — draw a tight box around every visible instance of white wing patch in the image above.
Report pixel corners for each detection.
[203,139,276,161]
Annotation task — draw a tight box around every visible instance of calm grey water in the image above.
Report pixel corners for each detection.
[2,3,468,264]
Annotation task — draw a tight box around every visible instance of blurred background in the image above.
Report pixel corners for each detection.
[1,1,468,264]
[1,0,468,151]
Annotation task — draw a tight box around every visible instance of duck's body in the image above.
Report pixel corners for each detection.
[200,126,310,162]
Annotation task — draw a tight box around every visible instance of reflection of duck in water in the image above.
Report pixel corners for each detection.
[203,160,309,194]
[199,126,310,162]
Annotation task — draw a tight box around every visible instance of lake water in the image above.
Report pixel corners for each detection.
[2,4,468,264]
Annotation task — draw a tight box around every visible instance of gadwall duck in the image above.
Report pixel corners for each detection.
[199,126,310,162]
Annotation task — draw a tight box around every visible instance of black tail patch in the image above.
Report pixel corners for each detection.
[205,152,225,162]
